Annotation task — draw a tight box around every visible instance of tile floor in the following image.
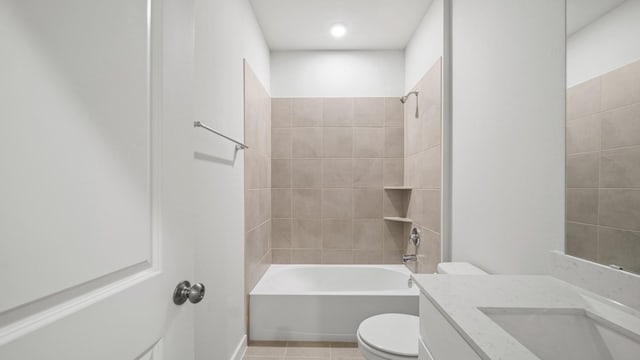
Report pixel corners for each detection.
[243,341,365,360]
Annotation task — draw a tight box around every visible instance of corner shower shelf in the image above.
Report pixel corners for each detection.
[383,217,413,223]
[383,186,413,190]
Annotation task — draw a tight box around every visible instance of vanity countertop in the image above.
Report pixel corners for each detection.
[410,274,640,360]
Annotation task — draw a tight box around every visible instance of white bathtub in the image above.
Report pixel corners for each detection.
[249,264,419,342]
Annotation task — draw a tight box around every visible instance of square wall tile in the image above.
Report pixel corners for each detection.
[353,219,383,250]
[322,188,353,219]
[322,220,353,249]
[322,250,354,264]
[566,222,597,262]
[292,219,322,248]
[383,158,404,187]
[271,159,291,188]
[272,98,292,128]
[384,127,404,158]
[353,189,383,218]
[566,115,601,155]
[292,189,322,218]
[383,220,405,250]
[272,128,291,159]
[566,153,599,188]
[601,104,640,149]
[600,146,640,188]
[292,98,322,126]
[601,60,640,111]
[354,250,383,264]
[291,249,321,264]
[272,249,292,264]
[597,227,640,273]
[323,98,353,127]
[272,219,292,248]
[271,188,292,218]
[353,158,383,188]
[566,188,598,225]
[323,159,353,188]
[292,159,322,188]
[354,128,384,157]
[323,127,353,157]
[385,97,404,126]
[599,189,640,231]
[354,98,384,126]
[292,127,322,158]
[567,77,601,121]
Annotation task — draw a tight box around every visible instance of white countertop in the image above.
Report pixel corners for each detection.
[410,274,640,360]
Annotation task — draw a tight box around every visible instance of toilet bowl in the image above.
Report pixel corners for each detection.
[357,262,487,359]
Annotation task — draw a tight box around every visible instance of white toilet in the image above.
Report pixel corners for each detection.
[356,262,487,360]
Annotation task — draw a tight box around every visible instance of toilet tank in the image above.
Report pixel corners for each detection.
[436,262,487,275]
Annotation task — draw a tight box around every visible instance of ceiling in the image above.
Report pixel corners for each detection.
[249,0,433,50]
[567,0,626,35]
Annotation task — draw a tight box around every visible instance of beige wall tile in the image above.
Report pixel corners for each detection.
[291,249,322,264]
[422,190,441,233]
[292,189,322,218]
[259,188,271,223]
[601,60,640,111]
[383,158,404,187]
[323,98,354,126]
[354,98,384,126]
[601,103,640,149]
[566,188,598,225]
[599,189,640,231]
[353,250,383,264]
[292,127,322,158]
[272,249,292,264]
[246,189,260,231]
[292,98,322,126]
[322,250,354,264]
[323,127,353,157]
[600,146,640,188]
[383,250,403,264]
[384,127,404,158]
[405,95,422,156]
[567,77,601,121]
[567,152,599,188]
[353,219,383,250]
[597,227,640,273]
[353,158,383,188]
[383,221,406,250]
[385,97,404,126]
[566,115,601,154]
[383,190,406,218]
[322,188,353,219]
[353,127,384,157]
[322,159,353,188]
[353,189,383,218]
[271,159,291,188]
[292,159,322,188]
[417,146,441,189]
[272,98,292,128]
[322,220,353,249]
[292,219,322,248]
[271,188,292,218]
[272,128,291,159]
[272,219,292,248]
[566,222,598,262]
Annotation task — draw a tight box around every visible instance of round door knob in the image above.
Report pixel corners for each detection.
[173,281,206,305]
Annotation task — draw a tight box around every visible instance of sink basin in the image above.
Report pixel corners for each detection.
[480,308,640,360]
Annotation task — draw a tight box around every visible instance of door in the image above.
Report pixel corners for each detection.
[0,0,196,359]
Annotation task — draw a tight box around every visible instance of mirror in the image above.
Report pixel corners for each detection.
[565,0,640,274]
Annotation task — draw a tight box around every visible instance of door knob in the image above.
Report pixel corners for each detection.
[173,281,205,305]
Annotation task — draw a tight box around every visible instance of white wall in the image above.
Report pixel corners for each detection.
[270,50,404,97]
[567,0,640,87]
[193,0,270,359]
[405,0,443,91]
[450,0,566,274]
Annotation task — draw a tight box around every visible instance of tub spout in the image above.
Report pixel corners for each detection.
[402,254,417,263]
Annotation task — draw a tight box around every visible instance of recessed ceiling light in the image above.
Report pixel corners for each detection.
[330,23,347,38]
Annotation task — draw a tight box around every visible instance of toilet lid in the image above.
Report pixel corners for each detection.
[358,314,419,357]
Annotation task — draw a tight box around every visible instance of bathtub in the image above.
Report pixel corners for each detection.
[249,264,419,342]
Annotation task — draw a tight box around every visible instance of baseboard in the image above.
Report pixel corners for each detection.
[230,334,247,360]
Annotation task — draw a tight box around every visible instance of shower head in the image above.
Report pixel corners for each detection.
[399,91,419,118]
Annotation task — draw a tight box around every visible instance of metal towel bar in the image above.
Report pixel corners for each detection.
[194,121,248,150]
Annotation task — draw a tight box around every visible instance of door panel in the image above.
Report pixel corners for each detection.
[0,0,195,358]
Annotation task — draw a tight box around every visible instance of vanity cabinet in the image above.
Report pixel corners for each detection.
[418,294,481,360]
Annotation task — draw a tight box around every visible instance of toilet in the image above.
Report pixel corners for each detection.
[356,262,487,359]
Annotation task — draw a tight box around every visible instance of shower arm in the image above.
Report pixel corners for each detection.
[400,91,419,119]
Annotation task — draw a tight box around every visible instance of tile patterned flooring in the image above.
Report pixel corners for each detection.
[243,342,365,360]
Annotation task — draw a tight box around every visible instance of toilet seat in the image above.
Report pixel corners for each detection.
[357,313,419,359]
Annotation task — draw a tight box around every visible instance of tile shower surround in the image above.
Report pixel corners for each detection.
[566,58,640,273]
[403,58,443,274]
[244,62,272,295]
[270,97,407,265]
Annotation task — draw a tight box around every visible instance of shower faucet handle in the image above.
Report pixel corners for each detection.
[409,227,421,247]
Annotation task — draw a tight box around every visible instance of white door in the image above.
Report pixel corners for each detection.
[0,0,196,359]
